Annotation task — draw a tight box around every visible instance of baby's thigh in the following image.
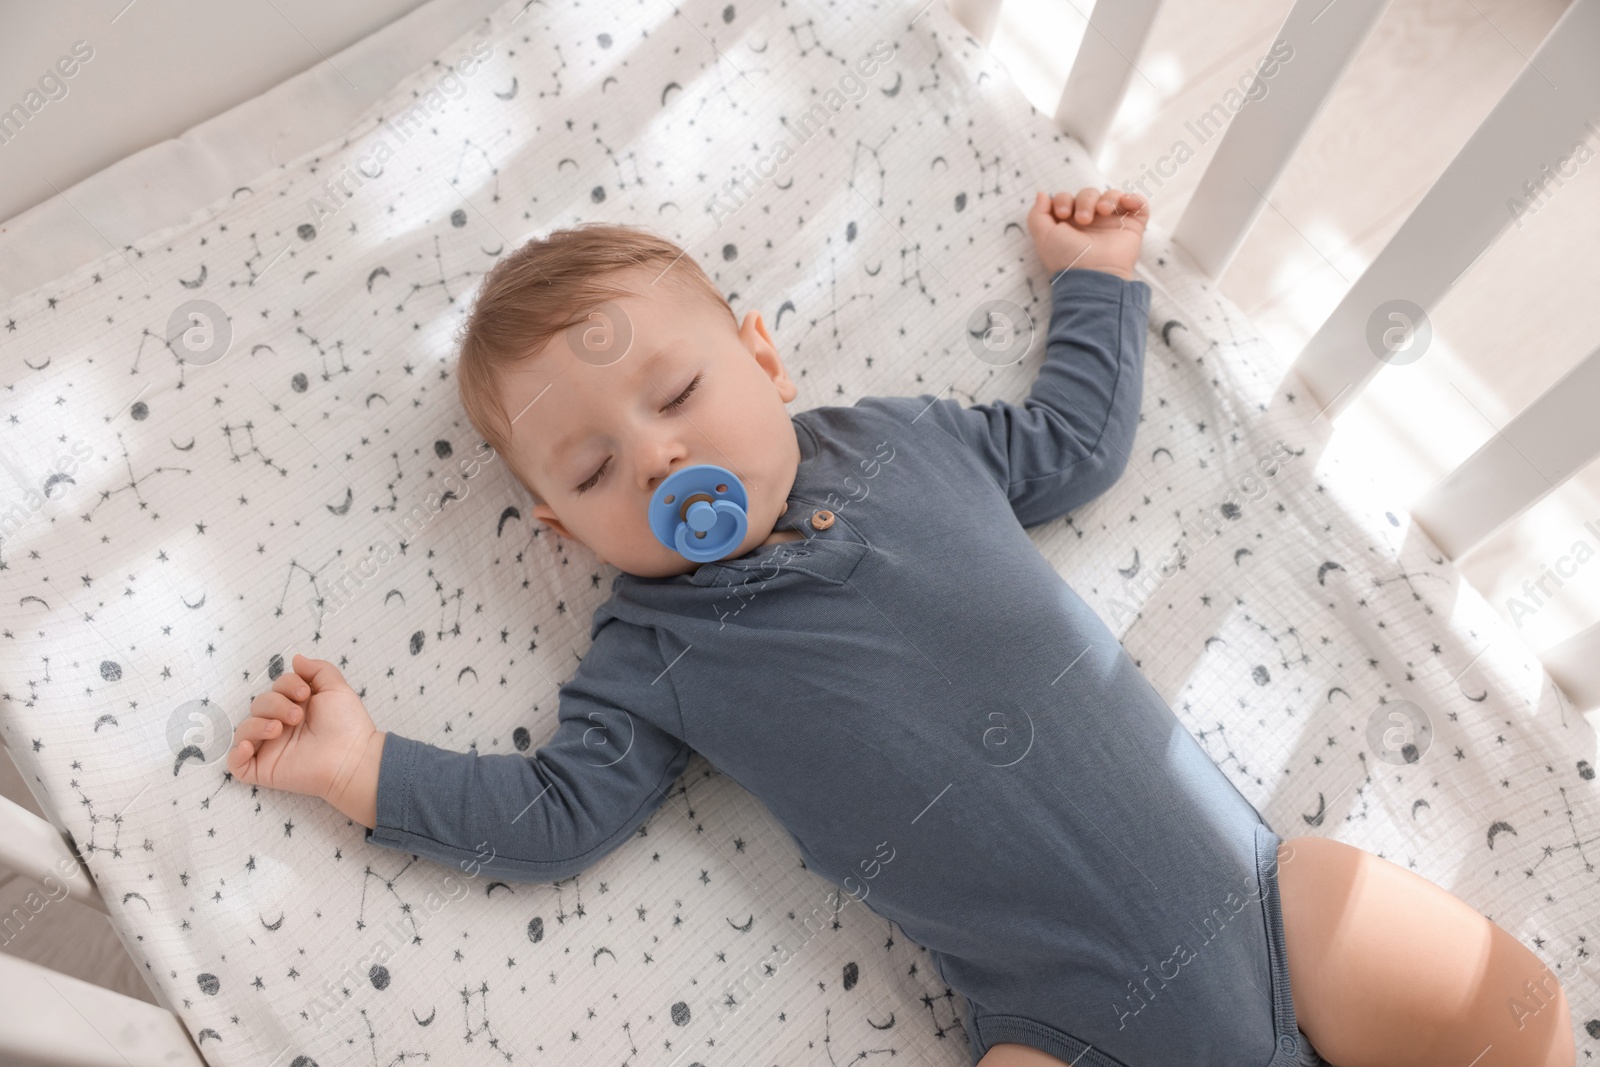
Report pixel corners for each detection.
[977,1043,1073,1067]
[1277,835,1574,1067]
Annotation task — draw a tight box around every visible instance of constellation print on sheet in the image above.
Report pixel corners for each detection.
[847,137,889,209]
[461,980,514,1061]
[545,872,587,928]
[912,29,947,96]
[1186,720,1260,788]
[396,236,480,313]
[430,568,468,645]
[275,559,330,623]
[917,984,966,1045]
[356,1007,430,1067]
[356,857,427,940]
[373,452,406,515]
[85,432,194,521]
[787,18,844,62]
[594,135,645,193]
[681,50,755,124]
[844,137,941,308]
[451,137,502,205]
[965,134,1004,204]
[535,41,567,100]
[805,251,875,361]
[3,655,51,711]
[229,230,293,290]
[222,421,290,479]
[293,325,355,383]
[1529,786,1600,881]
[66,776,129,861]
[1369,563,1451,614]
[127,326,195,392]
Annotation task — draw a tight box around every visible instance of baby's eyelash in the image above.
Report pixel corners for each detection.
[665,373,702,410]
[573,374,702,496]
[575,457,608,495]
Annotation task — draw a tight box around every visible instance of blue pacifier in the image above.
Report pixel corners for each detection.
[648,464,750,563]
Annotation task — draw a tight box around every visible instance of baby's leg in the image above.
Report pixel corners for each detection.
[1277,835,1575,1067]
[976,1044,1072,1067]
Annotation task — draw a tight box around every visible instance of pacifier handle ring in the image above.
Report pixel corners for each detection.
[678,492,714,521]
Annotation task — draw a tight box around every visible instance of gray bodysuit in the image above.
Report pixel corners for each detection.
[366,269,1323,1067]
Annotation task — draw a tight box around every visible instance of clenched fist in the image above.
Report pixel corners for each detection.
[229,653,384,827]
[1026,187,1148,279]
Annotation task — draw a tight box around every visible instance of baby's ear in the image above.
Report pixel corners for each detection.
[531,501,581,545]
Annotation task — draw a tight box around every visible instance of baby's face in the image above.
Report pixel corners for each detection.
[500,267,802,578]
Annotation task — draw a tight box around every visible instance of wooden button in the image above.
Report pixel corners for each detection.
[810,509,835,530]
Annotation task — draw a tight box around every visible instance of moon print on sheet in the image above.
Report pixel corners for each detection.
[166,697,233,769]
[1365,699,1433,766]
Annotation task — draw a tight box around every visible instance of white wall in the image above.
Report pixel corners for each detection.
[0,0,436,224]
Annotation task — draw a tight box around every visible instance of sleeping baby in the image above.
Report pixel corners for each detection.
[229,190,1574,1067]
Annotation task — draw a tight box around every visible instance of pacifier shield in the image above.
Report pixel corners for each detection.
[648,464,750,563]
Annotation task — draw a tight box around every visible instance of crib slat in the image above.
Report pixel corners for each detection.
[0,793,108,914]
[1052,0,1164,159]
[1411,344,1600,559]
[944,0,1004,45]
[0,952,203,1066]
[1541,621,1600,715]
[1169,0,1389,279]
[1289,0,1600,421]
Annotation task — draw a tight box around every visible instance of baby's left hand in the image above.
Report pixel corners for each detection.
[1026,187,1149,279]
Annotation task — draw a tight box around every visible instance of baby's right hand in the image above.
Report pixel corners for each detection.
[229,654,377,809]
[1026,188,1148,279]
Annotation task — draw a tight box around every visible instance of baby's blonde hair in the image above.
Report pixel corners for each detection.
[455,222,735,502]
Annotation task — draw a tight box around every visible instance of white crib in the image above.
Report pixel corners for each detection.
[2,0,1597,1062]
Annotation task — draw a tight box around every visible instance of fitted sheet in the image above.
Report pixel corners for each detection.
[0,0,1595,1063]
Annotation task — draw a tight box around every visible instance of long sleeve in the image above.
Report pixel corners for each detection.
[859,268,1150,527]
[363,617,692,883]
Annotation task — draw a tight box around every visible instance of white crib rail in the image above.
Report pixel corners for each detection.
[949,0,1600,710]
[1412,343,1600,558]
[0,793,110,914]
[0,952,203,1067]
[1289,0,1600,423]
[1,754,207,1065]
[1169,0,1389,280]
[1052,0,1163,159]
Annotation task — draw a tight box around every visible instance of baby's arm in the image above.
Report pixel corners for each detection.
[861,187,1151,527]
[231,630,692,883]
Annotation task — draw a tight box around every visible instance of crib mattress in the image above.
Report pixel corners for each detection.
[0,0,1595,1063]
